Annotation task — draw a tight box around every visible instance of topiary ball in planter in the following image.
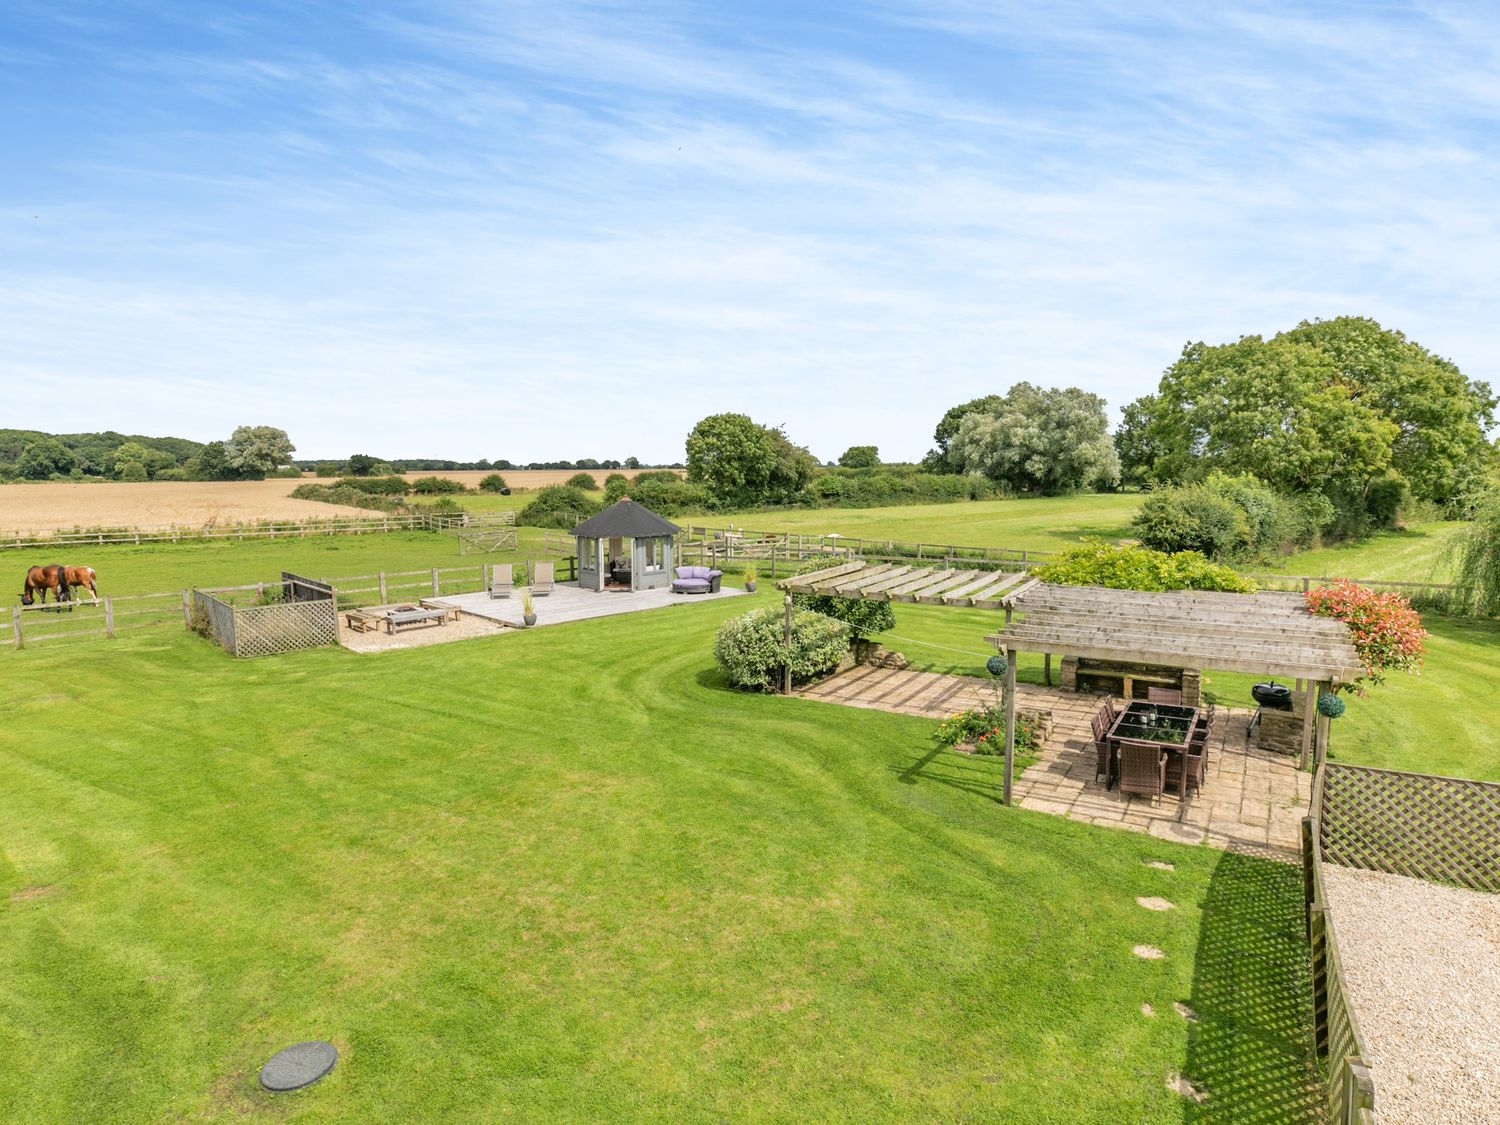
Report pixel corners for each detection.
[986,654,1008,677]
[1317,692,1346,719]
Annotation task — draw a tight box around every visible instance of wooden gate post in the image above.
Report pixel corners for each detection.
[181,589,191,627]
[431,568,440,596]
[783,594,793,696]
[104,597,115,639]
[378,572,388,602]
[11,605,22,650]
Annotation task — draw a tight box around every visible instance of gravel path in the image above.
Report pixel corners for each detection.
[1321,865,1500,1124]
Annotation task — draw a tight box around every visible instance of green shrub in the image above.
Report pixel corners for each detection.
[409,476,465,494]
[478,473,509,493]
[1132,472,1333,560]
[289,483,406,513]
[713,607,850,691]
[154,467,189,481]
[118,461,148,482]
[334,475,409,495]
[1132,486,1250,557]
[628,474,712,516]
[566,472,600,491]
[1034,540,1255,593]
[520,485,599,529]
[602,473,631,503]
[793,592,895,638]
[315,462,340,477]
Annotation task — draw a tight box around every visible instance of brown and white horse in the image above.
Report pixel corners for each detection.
[63,565,99,604]
[20,564,71,606]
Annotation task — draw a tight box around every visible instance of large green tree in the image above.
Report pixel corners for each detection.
[949,383,1119,494]
[1125,318,1494,507]
[928,395,1004,471]
[17,439,77,479]
[685,414,814,508]
[224,425,295,479]
[838,445,880,469]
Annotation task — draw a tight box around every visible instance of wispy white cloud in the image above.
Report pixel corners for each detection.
[1,1,1497,459]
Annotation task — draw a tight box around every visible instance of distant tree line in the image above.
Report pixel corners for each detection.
[0,426,297,482]
[301,455,662,475]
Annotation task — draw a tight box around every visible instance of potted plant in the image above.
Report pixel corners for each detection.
[521,588,537,627]
[744,566,758,594]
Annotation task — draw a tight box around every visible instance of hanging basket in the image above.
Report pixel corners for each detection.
[986,654,1008,677]
[1317,692,1346,719]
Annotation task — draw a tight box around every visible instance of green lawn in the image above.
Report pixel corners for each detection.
[0,530,563,599]
[0,590,1319,1122]
[713,494,1143,553]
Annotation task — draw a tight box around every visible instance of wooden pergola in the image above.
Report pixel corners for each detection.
[783,562,1363,804]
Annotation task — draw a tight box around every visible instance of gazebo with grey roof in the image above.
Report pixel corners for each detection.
[782,561,1363,804]
[572,499,682,592]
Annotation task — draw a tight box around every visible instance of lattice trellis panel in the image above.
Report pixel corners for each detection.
[1321,763,1500,893]
[193,590,238,653]
[231,600,337,658]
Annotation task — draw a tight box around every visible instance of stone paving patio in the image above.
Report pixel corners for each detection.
[798,666,1311,857]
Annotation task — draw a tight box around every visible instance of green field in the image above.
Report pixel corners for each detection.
[0,530,562,599]
[0,590,1319,1122]
[715,494,1142,554]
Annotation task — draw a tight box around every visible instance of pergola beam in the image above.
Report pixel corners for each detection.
[988,631,1358,681]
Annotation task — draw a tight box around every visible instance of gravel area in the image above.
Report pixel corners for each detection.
[1320,864,1500,1124]
[338,614,509,653]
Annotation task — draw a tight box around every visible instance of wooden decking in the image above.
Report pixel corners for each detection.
[798,666,1311,856]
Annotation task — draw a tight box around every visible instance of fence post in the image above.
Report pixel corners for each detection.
[1301,816,1317,938]
[431,568,440,595]
[181,589,192,627]
[11,605,22,650]
[770,542,778,579]
[378,572,388,602]
[1303,576,1311,594]
[104,597,115,639]
[1309,904,1330,1058]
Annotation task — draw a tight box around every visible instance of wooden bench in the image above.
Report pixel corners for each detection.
[386,608,449,634]
[344,610,382,633]
[419,599,462,623]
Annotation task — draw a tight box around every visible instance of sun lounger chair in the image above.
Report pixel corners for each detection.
[532,561,555,596]
[488,564,513,599]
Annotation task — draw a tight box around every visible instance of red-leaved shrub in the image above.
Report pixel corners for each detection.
[1305,581,1427,690]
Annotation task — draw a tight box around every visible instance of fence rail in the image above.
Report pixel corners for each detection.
[0,512,471,551]
[5,591,186,649]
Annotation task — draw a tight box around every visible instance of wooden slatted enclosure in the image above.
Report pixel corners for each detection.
[1302,814,1378,1125]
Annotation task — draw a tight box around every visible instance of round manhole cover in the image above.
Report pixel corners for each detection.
[259,1040,338,1092]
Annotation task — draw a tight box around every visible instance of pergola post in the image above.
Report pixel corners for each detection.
[1313,680,1332,768]
[1002,647,1017,806]
[783,594,793,696]
[1299,682,1318,770]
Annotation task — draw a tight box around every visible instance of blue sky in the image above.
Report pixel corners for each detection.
[3,2,1498,463]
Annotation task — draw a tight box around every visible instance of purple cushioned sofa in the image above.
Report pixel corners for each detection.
[671,565,723,594]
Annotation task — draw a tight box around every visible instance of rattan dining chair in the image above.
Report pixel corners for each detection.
[1147,686,1183,705]
[1117,741,1167,803]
